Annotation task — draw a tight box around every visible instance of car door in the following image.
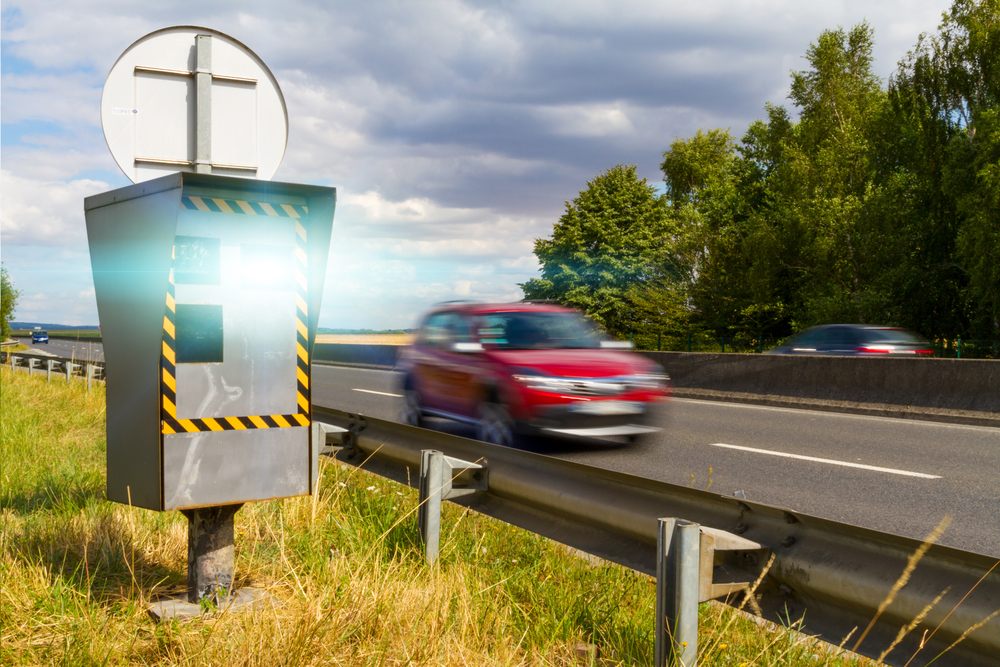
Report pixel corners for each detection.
[432,312,481,417]
[412,312,455,412]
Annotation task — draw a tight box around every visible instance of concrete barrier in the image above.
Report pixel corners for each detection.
[642,352,1000,415]
[313,343,400,368]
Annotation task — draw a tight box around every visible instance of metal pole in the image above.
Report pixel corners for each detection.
[47,359,54,383]
[194,34,212,174]
[418,449,444,564]
[656,518,700,666]
[28,358,37,376]
[182,504,241,606]
[65,362,74,384]
[86,364,93,391]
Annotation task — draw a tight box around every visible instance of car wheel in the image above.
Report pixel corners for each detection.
[401,387,425,427]
[626,431,652,446]
[476,401,515,447]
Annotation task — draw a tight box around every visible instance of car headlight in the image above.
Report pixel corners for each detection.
[627,373,670,390]
[512,372,570,393]
[512,371,628,396]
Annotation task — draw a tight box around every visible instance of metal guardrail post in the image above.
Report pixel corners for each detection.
[418,450,487,565]
[86,364,96,391]
[65,362,75,384]
[419,450,444,564]
[27,358,37,376]
[656,518,701,666]
[47,359,54,383]
[10,355,18,371]
[655,520,765,666]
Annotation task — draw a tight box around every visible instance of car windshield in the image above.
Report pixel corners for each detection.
[477,312,604,350]
[863,328,927,344]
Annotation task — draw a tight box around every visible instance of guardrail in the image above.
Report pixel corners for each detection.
[313,405,999,667]
[2,351,106,388]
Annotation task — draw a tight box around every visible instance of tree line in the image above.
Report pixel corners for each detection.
[523,0,999,354]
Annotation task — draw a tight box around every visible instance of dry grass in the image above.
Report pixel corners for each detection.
[315,333,413,346]
[1,366,888,665]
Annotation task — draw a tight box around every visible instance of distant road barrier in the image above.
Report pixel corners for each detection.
[311,344,1000,425]
[2,351,105,389]
[313,405,1000,667]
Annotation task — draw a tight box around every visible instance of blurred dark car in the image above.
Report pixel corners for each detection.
[31,330,49,344]
[767,324,933,356]
[397,302,670,446]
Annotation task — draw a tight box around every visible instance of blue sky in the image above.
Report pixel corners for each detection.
[1,1,952,329]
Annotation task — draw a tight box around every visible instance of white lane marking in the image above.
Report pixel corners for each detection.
[708,442,941,479]
[352,388,402,398]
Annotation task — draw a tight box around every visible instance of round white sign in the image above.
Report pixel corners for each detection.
[101,26,288,183]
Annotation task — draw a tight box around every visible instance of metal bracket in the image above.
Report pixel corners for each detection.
[698,525,764,603]
[311,421,350,493]
[418,450,488,564]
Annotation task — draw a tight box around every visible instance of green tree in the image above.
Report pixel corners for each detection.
[521,165,681,337]
[660,130,752,339]
[783,24,888,325]
[881,0,1000,341]
[1,266,20,341]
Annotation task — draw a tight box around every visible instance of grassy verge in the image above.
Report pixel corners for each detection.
[0,367,872,665]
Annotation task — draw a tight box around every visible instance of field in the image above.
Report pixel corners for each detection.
[0,366,876,665]
[315,332,414,345]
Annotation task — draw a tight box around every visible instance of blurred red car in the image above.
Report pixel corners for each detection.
[397,302,670,446]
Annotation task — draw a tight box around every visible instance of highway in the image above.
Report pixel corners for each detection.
[12,337,998,557]
[14,336,105,362]
[313,364,1000,557]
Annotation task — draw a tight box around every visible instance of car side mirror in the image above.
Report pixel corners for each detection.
[451,342,485,353]
[600,340,634,350]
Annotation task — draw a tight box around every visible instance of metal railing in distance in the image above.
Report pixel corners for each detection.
[312,405,999,667]
[3,352,106,385]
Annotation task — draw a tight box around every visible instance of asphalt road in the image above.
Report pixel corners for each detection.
[14,337,997,556]
[313,364,1000,557]
[14,336,105,362]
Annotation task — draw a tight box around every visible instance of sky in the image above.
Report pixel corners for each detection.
[1,0,953,330]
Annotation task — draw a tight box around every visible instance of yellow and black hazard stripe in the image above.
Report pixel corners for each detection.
[160,196,312,435]
[182,194,308,220]
[162,412,311,435]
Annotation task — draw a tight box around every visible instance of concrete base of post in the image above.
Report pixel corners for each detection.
[147,503,270,622]
[148,586,271,621]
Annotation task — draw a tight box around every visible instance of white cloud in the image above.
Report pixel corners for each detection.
[540,103,636,138]
[0,0,952,328]
[0,170,110,246]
